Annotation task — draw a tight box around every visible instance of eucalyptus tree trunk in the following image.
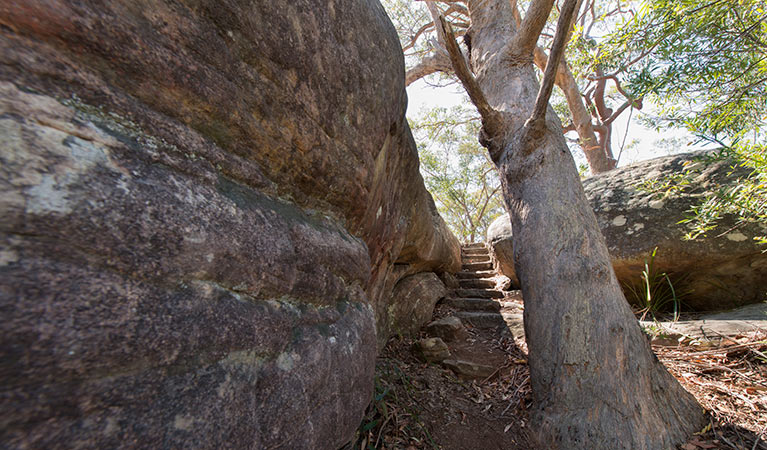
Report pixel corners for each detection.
[461,0,705,447]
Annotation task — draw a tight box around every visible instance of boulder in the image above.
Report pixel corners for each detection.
[0,1,459,448]
[486,214,520,287]
[385,272,448,339]
[439,271,461,289]
[495,275,513,291]
[584,152,767,310]
[413,337,452,362]
[425,316,469,342]
[489,152,767,311]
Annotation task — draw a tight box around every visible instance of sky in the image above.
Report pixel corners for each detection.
[405,77,703,170]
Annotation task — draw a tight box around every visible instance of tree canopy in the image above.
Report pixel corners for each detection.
[385,0,645,174]
[411,105,504,242]
[597,0,767,139]
[393,0,766,246]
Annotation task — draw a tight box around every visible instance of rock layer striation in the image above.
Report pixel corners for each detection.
[0,1,459,448]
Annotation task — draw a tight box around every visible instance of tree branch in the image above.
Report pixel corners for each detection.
[603,98,642,126]
[528,0,579,131]
[592,68,612,121]
[509,0,522,25]
[445,3,470,17]
[426,2,449,48]
[586,72,633,101]
[433,14,505,138]
[402,22,435,52]
[405,51,453,86]
[515,0,556,55]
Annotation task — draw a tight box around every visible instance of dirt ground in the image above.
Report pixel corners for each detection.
[349,298,533,450]
[347,298,767,450]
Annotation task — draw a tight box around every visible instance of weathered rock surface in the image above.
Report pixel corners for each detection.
[0,1,459,448]
[442,359,496,379]
[641,302,767,346]
[585,152,767,310]
[486,215,519,287]
[385,272,447,339]
[489,152,767,310]
[439,271,461,289]
[413,337,452,362]
[426,316,469,342]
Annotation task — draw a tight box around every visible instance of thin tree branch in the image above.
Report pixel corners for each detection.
[405,51,453,86]
[529,0,579,130]
[586,72,632,101]
[603,97,642,126]
[445,3,470,16]
[402,22,435,52]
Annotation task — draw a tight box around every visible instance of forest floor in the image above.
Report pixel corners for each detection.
[349,297,767,450]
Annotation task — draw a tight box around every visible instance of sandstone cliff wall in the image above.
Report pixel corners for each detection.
[0,1,459,447]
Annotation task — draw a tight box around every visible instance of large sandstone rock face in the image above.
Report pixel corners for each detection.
[585,152,766,310]
[490,152,767,311]
[0,1,459,448]
[486,214,519,287]
[385,272,448,339]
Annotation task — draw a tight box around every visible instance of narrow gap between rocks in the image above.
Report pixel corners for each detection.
[347,242,767,449]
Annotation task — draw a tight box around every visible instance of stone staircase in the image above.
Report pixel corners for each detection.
[413,242,526,380]
[415,242,527,379]
[446,243,508,328]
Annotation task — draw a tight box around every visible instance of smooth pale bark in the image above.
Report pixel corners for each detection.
[464,0,705,447]
[532,47,617,173]
[405,52,452,86]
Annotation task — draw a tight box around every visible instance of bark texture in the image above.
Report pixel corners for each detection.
[532,47,617,173]
[465,0,705,447]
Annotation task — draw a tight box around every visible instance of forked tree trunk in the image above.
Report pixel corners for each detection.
[465,0,705,447]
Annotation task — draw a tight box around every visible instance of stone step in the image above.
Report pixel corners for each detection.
[462,261,493,271]
[462,242,486,249]
[442,359,496,379]
[456,270,496,279]
[454,311,506,328]
[461,256,491,264]
[454,288,503,299]
[462,248,489,257]
[458,278,496,289]
[444,297,501,312]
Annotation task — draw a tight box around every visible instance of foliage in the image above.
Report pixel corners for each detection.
[380,0,431,61]
[410,104,505,243]
[624,247,683,321]
[598,0,767,139]
[381,0,462,87]
[636,145,767,247]
[598,0,767,244]
[680,143,767,245]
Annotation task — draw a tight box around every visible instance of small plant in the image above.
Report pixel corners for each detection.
[345,360,439,450]
[624,247,684,322]
[348,374,391,450]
